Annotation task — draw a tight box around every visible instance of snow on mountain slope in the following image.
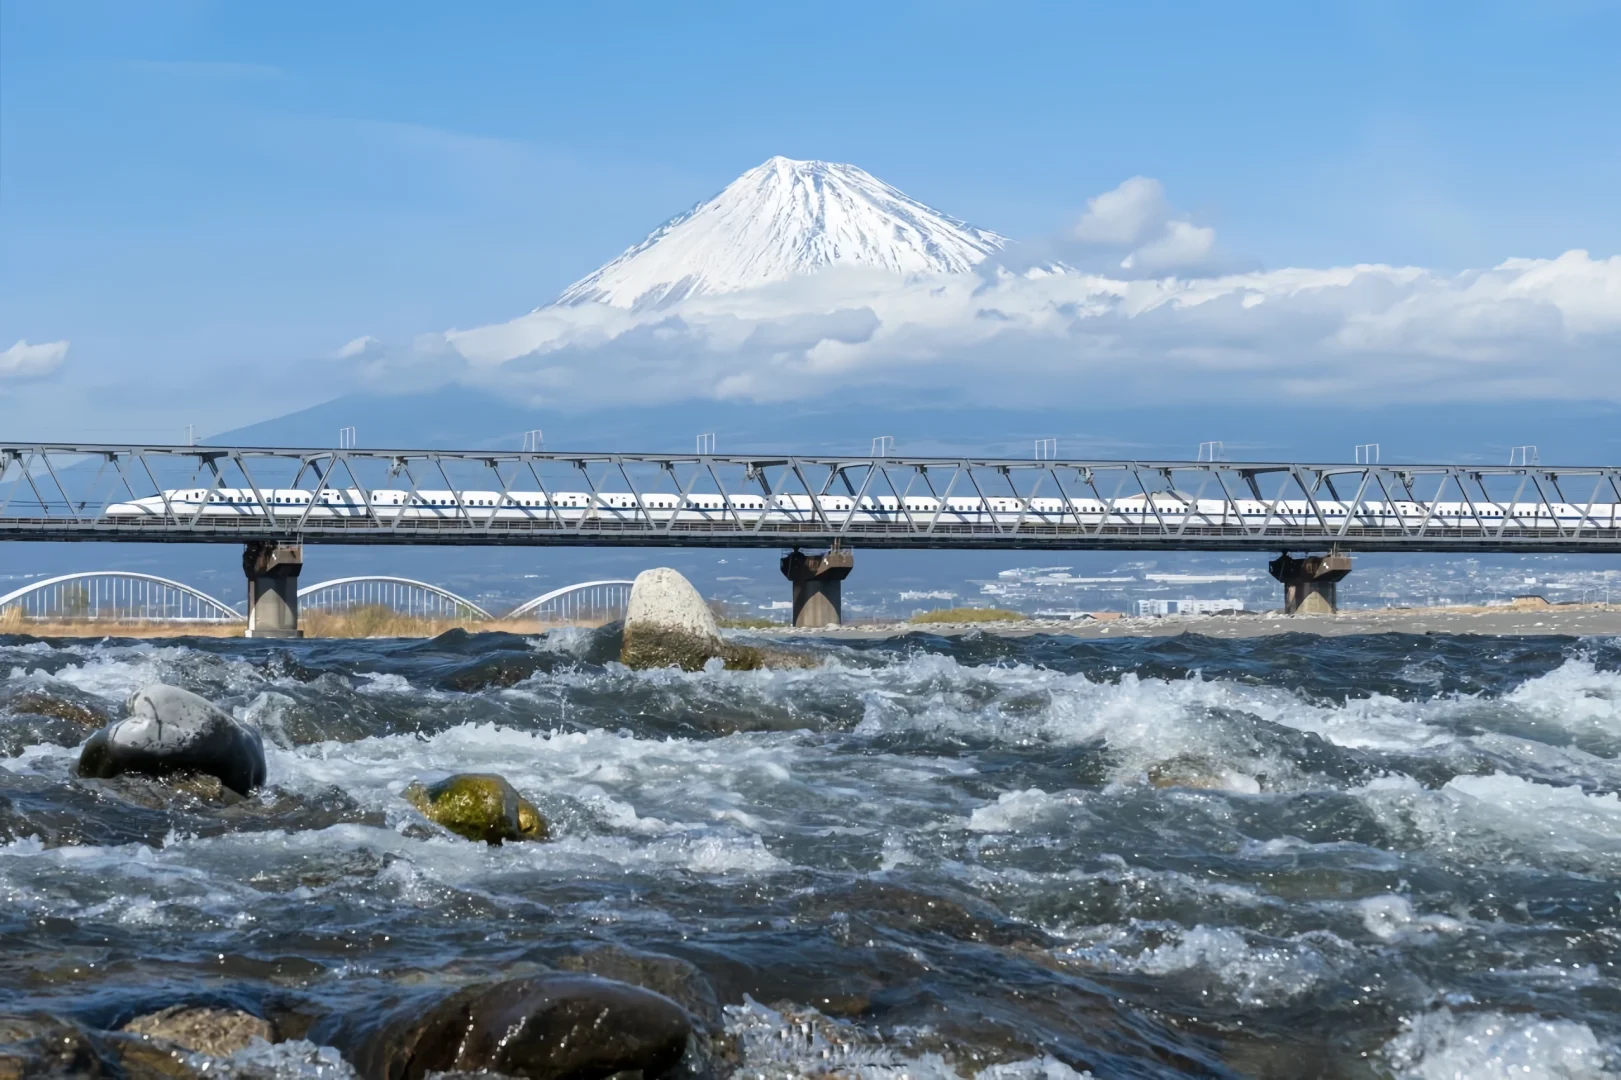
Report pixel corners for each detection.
[555,156,1007,309]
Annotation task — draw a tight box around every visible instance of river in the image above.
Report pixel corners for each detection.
[2,628,1619,1077]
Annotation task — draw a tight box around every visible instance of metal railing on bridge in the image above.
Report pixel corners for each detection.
[2,443,1619,553]
[0,571,243,623]
[0,571,637,628]
[297,576,492,620]
[507,580,633,623]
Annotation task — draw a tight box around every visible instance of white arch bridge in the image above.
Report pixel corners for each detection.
[0,571,244,623]
[0,571,632,627]
[506,580,633,623]
[298,576,494,620]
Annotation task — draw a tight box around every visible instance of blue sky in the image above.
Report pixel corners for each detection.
[2,1,1618,440]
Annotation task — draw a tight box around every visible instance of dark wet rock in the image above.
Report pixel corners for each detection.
[553,944,722,1030]
[346,974,692,1080]
[2,763,379,849]
[620,568,763,672]
[404,773,549,845]
[0,1014,102,1078]
[98,772,245,810]
[254,650,327,684]
[795,880,1058,952]
[395,629,570,691]
[76,684,266,796]
[122,1004,276,1057]
[435,653,553,692]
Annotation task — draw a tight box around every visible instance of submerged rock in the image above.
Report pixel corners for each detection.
[348,974,692,1080]
[76,684,266,796]
[0,1012,209,1078]
[1,688,115,757]
[4,689,109,729]
[553,944,722,1030]
[1146,754,1262,794]
[620,567,762,671]
[122,1004,276,1057]
[403,773,548,845]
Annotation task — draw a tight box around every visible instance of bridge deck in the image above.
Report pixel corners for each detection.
[3,515,1617,552]
[4,444,1619,553]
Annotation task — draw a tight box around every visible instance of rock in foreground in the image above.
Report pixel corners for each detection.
[404,773,548,845]
[77,684,266,796]
[349,974,692,1080]
[122,1004,276,1057]
[620,567,762,671]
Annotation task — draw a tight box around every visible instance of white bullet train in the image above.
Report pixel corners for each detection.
[104,488,1621,529]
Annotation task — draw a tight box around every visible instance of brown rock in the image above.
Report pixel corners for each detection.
[7,691,109,728]
[122,1005,275,1057]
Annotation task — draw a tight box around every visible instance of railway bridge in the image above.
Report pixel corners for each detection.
[4,443,1618,635]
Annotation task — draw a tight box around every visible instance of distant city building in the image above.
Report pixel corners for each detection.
[1132,597,1247,617]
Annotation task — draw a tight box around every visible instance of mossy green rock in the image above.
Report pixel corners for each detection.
[620,625,764,672]
[404,773,549,845]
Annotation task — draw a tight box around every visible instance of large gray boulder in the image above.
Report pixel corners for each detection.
[77,684,266,796]
[620,568,762,671]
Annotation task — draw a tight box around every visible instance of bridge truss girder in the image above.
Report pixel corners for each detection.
[2,443,1619,553]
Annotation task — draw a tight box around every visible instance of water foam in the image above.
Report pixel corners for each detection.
[1358,772,1621,871]
[1382,1008,1618,1079]
[1059,922,1337,1007]
[724,997,1094,1079]
[1505,659,1621,741]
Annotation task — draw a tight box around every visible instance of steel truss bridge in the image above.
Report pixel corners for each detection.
[2,442,1619,553]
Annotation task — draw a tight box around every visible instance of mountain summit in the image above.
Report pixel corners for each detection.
[555,156,1006,309]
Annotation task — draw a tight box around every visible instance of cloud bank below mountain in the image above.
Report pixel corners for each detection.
[381,248,1618,408]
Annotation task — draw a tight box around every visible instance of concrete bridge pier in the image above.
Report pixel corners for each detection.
[244,541,304,638]
[1268,552,1352,615]
[781,547,854,628]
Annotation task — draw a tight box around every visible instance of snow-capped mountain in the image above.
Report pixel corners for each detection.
[555,156,1007,309]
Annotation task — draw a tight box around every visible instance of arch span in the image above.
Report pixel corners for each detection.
[297,576,493,620]
[0,571,243,622]
[507,580,634,622]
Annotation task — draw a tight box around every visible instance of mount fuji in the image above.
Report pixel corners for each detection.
[554,156,1008,309]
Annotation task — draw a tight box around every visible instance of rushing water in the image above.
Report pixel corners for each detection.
[2,627,1619,1078]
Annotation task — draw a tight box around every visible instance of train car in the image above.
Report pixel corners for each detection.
[102,487,1620,530]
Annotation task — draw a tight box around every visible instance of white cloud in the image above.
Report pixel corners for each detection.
[336,335,382,360]
[1121,220,1217,272]
[1074,176,1221,273]
[384,249,1621,408]
[1073,176,1167,246]
[0,339,68,380]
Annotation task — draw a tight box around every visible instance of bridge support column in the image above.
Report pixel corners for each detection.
[781,547,854,628]
[244,542,304,638]
[1268,552,1352,615]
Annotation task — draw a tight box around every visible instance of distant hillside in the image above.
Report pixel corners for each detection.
[210,386,1621,465]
